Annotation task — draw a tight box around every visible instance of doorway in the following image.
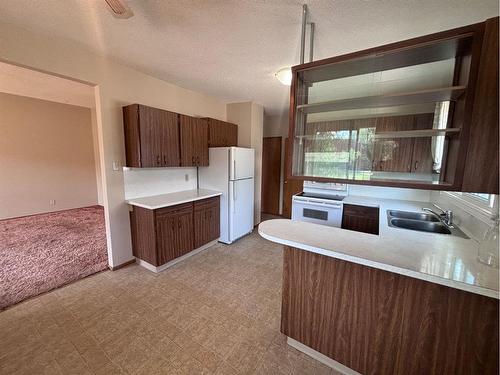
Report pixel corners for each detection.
[261,136,282,216]
[282,138,304,218]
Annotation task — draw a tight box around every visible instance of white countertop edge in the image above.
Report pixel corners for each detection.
[258,228,500,300]
[126,191,222,210]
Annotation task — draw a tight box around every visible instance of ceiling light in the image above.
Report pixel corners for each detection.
[275,67,292,86]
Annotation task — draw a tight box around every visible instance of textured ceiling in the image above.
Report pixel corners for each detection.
[0,0,498,115]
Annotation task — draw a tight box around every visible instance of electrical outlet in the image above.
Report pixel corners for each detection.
[113,162,120,171]
[185,174,189,181]
[49,200,56,205]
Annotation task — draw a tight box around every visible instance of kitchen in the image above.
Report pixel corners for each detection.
[0,2,498,374]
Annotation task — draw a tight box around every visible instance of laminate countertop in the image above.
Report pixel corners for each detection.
[258,196,499,299]
[126,189,222,210]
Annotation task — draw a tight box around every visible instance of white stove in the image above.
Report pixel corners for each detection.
[291,182,348,227]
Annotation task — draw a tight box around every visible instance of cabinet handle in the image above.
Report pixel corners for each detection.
[157,155,161,165]
[178,221,181,229]
[414,161,418,171]
[163,155,166,165]
[197,156,200,165]
[192,156,195,165]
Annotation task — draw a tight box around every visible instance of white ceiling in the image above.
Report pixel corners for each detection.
[0,61,95,108]
[0,0,497,115]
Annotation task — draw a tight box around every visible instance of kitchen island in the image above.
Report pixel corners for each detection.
[258,198,499,375]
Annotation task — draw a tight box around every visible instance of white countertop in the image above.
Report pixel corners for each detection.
[258,196,499,299]
[126,189,222,210]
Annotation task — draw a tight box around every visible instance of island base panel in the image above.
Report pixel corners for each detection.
[281,246,499,375]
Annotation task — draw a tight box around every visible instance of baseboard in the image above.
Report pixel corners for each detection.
[287,337,360,375]
[110,258,136,271]
[137,239,219,273]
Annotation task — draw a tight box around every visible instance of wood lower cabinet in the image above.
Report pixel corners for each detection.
[180,115,209,166]
[123,104,180,168]
[130,196,220,267]
[205,118,238,147]
[193,197,220,248]
[281,246,499,375]
[341,204,379,235]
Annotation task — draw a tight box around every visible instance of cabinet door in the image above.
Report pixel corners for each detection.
[139,105,164,167]
[180,114,195,166]
[193,208,207,249]
[173,210,194,257]
[194,197,220,248]
[462,17,499,194]
[411,113,434,173]
[156,214,177,265]
[206,204,220,242]
[208,119,238,147]
[193,118,209,166]
[161,110,180,167]
[341,204,379,235]
[226,123,238,147]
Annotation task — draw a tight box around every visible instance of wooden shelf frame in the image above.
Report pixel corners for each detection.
[296,86,466,114]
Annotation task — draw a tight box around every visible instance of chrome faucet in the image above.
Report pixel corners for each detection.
[423,204,454,227]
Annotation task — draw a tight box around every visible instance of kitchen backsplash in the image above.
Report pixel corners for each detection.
[348,184,432,202]
[123,167,197,200]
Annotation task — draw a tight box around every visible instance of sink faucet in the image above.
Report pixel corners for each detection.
[423,204,454,227]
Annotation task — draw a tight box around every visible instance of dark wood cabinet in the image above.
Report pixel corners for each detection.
[411,113,434,173]
[193,197,220,248]
[341,204,379,235]
[283,138,303,218]
[123,104,180,167]
[130,197,220,268]
[205,118,238,147]
[180,115,209,166]
[462,17,499,194]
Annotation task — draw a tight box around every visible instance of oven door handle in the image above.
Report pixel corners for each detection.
[292,200,342,209]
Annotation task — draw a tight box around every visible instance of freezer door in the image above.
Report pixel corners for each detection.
[229,178,254,242]
[230,147,254,180]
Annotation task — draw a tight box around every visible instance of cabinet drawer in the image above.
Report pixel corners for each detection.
[155,202,193,217]
[194,196,220,211]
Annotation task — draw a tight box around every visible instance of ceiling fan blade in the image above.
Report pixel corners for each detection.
[104,0,134,19]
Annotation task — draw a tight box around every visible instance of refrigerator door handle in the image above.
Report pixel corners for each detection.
[233,183,236,213]
[233,160,236,179]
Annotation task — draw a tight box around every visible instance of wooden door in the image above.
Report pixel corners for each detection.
[411,113,434,173]
[139,105,163,167]
[283,138,303,218]
[156,214,177,265]
[373,115,415,172]
[261,137,282,215]
[173,209,194,257]
[160,110,180,167]
[192,118,209,166]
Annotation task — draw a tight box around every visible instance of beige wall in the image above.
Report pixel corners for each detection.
[227,102,264,225]
[0,93,97,219]
[0,21,227,267]
[263,114,289,215]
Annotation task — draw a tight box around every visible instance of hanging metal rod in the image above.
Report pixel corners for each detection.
[300,4,315,64]
[309,22,315,62]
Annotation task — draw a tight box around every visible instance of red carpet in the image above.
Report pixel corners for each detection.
[0,206,108,309]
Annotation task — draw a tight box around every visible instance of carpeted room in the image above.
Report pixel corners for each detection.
[0,65,108,310]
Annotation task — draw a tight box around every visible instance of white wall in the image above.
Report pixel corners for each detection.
[0,21,227,267]
[0,92,98,219]
[123,167,197,200]
[263,114,289,215]
[227,101,264,225]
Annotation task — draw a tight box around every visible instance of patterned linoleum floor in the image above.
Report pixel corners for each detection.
[0,232,339,375]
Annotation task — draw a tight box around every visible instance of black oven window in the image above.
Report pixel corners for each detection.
[303,208,328,221]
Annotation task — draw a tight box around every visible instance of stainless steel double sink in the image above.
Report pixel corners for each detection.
[387,210,469,239]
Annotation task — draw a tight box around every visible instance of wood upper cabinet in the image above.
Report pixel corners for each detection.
[123,104,180,167]
[411,113,434,173]
[462,17,499,194]
[193,196,220,248]
[180,115,209,166]
[341,204,380,235]
[205,118,238,147]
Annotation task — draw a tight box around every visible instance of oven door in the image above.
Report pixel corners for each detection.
[291,199,343,227]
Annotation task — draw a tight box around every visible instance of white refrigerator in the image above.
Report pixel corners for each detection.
[199,147,254,244]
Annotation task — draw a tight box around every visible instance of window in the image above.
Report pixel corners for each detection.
[442,191,498,219]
